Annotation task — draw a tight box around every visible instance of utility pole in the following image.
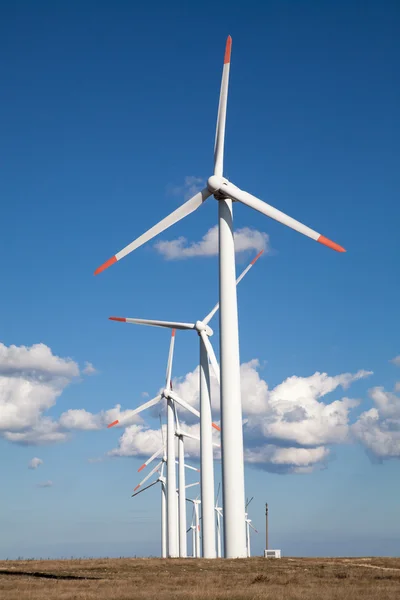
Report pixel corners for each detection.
[265,503,268,550]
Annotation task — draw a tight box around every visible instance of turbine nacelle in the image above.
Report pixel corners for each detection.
[195,320,213,336]
[207,175,231,200]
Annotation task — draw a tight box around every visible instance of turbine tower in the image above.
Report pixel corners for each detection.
[94,37,345,557]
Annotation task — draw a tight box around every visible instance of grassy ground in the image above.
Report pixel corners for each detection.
[0,556,399,599]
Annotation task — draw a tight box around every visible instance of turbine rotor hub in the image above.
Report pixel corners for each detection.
[207,175,229,199]
[195,320,213,336]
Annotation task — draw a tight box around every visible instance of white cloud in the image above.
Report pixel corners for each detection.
[110,361,371,473]
[28,457,43,470]
[395,382,400,393]
[83,362,97,375]
[37,480,53,488]
[0,341,102,445]
[155,225,269,260]
[244,445,330,474]
[58,405,143,431]
[0,342,79,380]
[108,424,164,458]
[167,176,205,200]
[353,386,400,459]
[108,420,219,463]
[172,360,371,446]
[245,369,371,448]
[390,355,400,367]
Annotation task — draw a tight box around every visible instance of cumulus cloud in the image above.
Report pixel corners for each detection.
[244,445,330,474]
[155,225,269,260]
[110,361,371,473]
[167,176,205,200]
[390,355,400,367]
[58,405,143,431]
[37,480,53,488]
[108,424,164,458]
[0,341,101,445]
[28,457,43,470]
[0,342,79,381]
[83,362,97,375]
[108,420,219,463]
[352,386,400,460]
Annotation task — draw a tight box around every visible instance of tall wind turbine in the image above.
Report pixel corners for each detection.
[94,37,345,557]
[108,330,219,557]
[132,459,167,558]
[245,497,258,558]
[108,249,262,558]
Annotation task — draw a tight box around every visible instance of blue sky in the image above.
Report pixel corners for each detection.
[0,0,399,559]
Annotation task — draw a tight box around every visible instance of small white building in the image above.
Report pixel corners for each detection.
[264,549,281,559]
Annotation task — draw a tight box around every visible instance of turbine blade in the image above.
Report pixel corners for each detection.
[159,413,165,447]
[94,189,211,275]
[165,329,176,389]
[185,482,200,489]
[109,317,195,330]
[131,479,159,497]
[249,522,258,533]
[200,331,220,383]
[133,460,163,492]
[175,460,200,472]
[107,394,162,428]
[168,391,200,419]
[179,430,200,442]
[203,249,264,325]
[214,36,232,178]
[184,463,200,472]
[216,482,221,507]
[169,390,220,432]
[138,445,164,472]
[221,181,346,252]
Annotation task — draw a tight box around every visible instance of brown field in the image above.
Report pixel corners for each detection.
[1,556,400,599]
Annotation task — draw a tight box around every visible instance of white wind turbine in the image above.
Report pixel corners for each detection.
[186,497,201,558]
[131,457,167,558]
[132,453,200,558]
[107,330,219,558]
[245,497,258,558]
[137,411,218,559]
[108,249,263,558]
[94,36,345,557]
[215,483,223,558]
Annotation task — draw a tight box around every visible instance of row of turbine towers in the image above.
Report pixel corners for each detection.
[94,35,345,558]
[107,250,263,558]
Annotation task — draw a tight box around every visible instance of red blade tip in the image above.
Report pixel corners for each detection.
[317,235,346,253]
[224,36,232,64]
[109,317,127,322]
[94,255,117,276]
[172,329,176,337]
[133,485,140,492]
[212,422,221,432]
[251,249,264,265]
[107,420,119,428]
[138,464,146,472]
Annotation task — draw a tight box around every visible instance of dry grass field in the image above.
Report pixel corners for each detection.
[0,556,399,599]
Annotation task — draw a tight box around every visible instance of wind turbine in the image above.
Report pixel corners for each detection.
[245,497,258,558]
[107,330,219,558]
[186,496,201,558]
[138,410,216,559]
[94,36,346,557]
[108,249,263,558]
[215,483,223,558]
[131,459,167,558]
